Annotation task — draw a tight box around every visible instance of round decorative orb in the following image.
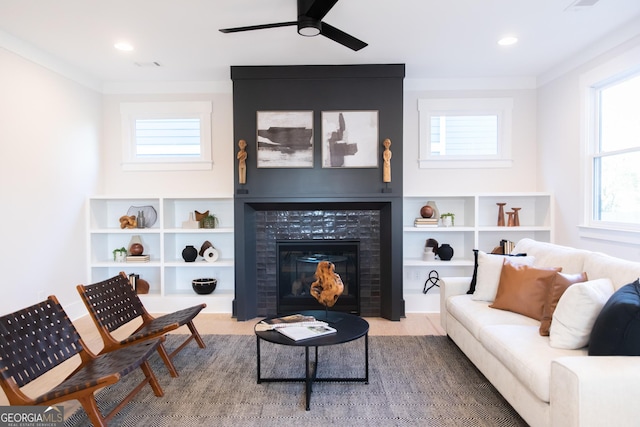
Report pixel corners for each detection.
[420,205,434,218]
[129,243,144,256]
[192,278,217,295]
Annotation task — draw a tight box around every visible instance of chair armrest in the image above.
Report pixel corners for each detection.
[439,276,471,331]
[551,356,640,427]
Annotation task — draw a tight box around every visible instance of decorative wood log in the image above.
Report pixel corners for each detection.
[310,261,344,308]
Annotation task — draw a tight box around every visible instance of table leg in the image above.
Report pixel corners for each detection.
[256,335,262,384]
[365,333,369,384]
[305,346,311,410]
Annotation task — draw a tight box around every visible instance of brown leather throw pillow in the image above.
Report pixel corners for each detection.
[539,271,589,336]
[490,260,562,321]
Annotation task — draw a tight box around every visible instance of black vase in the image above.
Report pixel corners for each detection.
[438,244,454,261]
[182,245,198,262]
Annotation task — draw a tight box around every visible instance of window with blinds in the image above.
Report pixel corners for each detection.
[134,118,201,157]
[429,115,498,156]
[120,101,212,171]
[418,98,513,168]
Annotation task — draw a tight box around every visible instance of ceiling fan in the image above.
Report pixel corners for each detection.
[219,0,367,51]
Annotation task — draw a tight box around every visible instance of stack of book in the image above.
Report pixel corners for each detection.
[126,254,150,262]
[501,239,515,254]
[255,313,337,341]
[414,217,439,228]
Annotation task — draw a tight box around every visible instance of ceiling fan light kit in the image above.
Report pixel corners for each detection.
[219,0,367,51]
[298,17,321,37]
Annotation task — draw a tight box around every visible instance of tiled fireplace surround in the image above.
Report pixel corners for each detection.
[255,207,382,317]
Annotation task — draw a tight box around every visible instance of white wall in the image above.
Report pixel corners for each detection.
[0,47,102,317]
[537,34,640,262]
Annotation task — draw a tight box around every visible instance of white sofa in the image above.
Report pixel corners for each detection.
[440,238,640,427]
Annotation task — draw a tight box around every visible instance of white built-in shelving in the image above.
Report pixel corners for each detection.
[402,193,553,312]
[87,196,234,313]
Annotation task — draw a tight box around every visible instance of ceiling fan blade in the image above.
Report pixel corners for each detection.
[219,21,297,33]
[320,22,367,51]
[304,0,340,20]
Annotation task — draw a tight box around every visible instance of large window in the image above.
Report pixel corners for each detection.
[590,73,640,227]
[418,98,513,168]
[121,101,212,171]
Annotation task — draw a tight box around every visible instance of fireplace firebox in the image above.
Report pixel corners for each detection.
[277,240,359,315]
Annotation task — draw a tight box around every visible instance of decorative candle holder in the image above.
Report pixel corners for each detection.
[511,208,521,226]
[497,203,506,226]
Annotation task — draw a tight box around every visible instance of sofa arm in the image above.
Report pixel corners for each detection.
[551,356,640,427]
[439,276,471,331]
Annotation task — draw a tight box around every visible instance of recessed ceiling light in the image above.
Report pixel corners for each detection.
[114,42,134,51]
[498,36,518,46]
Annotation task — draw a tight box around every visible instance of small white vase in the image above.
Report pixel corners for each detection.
[423,247,435,261]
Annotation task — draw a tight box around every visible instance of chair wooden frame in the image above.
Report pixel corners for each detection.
[0,295,164,427]
[77,272,206,377]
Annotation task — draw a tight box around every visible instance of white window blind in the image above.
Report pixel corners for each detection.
[418,98,513,168]
[120,101,212,171]
[134,118,201,157]
[430,115,498,156]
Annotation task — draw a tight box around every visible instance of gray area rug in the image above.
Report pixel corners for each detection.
[65,335,526,426]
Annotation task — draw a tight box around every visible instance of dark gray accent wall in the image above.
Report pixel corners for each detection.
[232,64,405,321]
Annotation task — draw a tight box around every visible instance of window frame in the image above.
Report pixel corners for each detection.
[579,45,640,241]
[120,101,213,171]
[418,97,513,169]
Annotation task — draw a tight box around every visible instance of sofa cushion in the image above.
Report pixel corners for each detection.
[583,252,640,290]
[549,278,614,349]
[512,238,588,274]
[471,251,535,302]
[490,262,561,320]
[447,294,539,340]
[589,279,640,356]
[467,249,530,294]
[539,272,589,336]
[479,325,588,403]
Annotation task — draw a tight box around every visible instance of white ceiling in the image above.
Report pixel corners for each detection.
[1,0,640,87]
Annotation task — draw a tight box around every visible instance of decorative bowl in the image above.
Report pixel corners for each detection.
[192,278,217,295]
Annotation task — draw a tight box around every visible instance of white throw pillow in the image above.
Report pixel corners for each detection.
[549,278,614,349]
[471,251,535,302]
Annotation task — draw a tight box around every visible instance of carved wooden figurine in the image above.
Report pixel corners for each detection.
[310,261,344,308]
[383,138,392,183]
[237,139,247,184]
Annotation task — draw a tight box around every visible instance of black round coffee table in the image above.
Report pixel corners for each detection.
[255,310,369,410]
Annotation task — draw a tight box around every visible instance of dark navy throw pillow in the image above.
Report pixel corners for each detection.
[589,278,640,356]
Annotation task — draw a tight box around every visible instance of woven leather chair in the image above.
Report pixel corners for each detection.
[77,272,206,377]
[0,295,164,427]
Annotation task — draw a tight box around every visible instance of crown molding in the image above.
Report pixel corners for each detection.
[0,29,102,92]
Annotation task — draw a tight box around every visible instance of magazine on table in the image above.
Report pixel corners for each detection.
[255,313,327,332]
[275,323,337,341]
